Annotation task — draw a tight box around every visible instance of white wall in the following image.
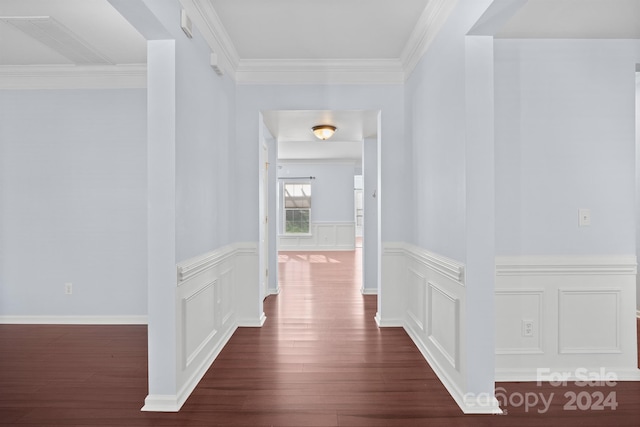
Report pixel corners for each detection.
[278,161,356,224]
[172,6,236,263]
[362,137,378,294]
[277,161,357,251]
[234,85,406,244]
[110,0,248,411]
[0,89,147,320]
[494,39,640,379]
[401,0,499,413]
[495,39,639,256]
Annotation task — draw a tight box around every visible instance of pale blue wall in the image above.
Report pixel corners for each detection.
[0,89,147,316]
[495,39,640,256]
[140,0,237,263]
[277,161,356,231]
[234,84,407,243]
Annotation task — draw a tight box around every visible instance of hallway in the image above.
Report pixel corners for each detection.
[184,248,464,425]
[1,249,640,425]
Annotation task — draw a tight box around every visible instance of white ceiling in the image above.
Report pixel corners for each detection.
[2,0,638,161]
[0,0,146,66]
[209,0,430,60]
[262,110,378,163]
[496,0,640,39]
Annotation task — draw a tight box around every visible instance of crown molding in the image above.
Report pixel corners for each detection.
[0,64,146,90]
[180,0,240,76]
[235,59,405,85]
[181,0,455,84]
[401,0,459,79]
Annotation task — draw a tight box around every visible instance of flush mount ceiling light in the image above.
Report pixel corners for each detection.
[312,125,337,140]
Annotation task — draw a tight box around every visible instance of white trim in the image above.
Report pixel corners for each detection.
[177,242,257,284]
[278,222,356,251]
[405,324,501,414]
[384,242,465,285]
[0,64,146,90]
[374,312,403,327]
[237,312,267,328]
[361,287,377,295]
[180,0,239,75]
[144,326,237,412]
[173,325,237,412]
[267,286,281,296]
[401,0,459,79]
[636,309,640,318]
[405,243,465,284]
[177,243,235,284]
[495,255,637,276]
[0,315,147,325]
[141,395,181,412]
[181,0,454,84]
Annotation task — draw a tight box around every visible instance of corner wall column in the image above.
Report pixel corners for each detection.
[143,39,178,411]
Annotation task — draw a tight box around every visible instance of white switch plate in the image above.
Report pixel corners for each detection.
[578,208,591,226]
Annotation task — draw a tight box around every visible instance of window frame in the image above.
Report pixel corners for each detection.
[282,181,312,235]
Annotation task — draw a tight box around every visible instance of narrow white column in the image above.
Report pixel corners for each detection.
[143,39,178,411]
[464,34,497,409]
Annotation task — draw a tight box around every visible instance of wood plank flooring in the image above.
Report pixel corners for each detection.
[1,249,639,426]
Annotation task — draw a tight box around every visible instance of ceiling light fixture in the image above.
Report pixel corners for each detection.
[312,125,337,140]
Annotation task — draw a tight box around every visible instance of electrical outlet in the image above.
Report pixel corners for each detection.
[64,282,73,295]
[522,320,534,337]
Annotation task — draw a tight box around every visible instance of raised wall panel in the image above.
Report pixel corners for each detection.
[495,290,543,355]
[428,281,460,369]
[559,289,621,354]
[495,255,638,382]
[220,268,234,325]
[278,222,355,251]
[183,281,217,368]
[317,224,334,247]
[407,268,426,332]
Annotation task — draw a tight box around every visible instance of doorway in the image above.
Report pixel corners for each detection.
[259,109,381,303]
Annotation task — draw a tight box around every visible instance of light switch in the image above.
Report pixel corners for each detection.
[578,208,591,227]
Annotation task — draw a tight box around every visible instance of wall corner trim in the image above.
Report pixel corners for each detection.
[141,394,181,412]
[495,255,637,276]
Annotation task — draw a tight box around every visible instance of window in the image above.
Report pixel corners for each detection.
[284,183,311,233]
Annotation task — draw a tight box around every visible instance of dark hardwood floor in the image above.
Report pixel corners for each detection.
[1,249,639,426]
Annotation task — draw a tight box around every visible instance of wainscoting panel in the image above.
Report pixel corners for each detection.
[427,281,460,369]
[381,243,489,413]
[495,289,544,355]
[278,222,355,251]
[407,268,426,332]
[495,255,640,381]
[558,289,621,354]
[171,243,259,411]
[183,280,217,368]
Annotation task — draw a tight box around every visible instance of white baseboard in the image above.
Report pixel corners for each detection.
[636,309,640,318]
[142,325,238,412]
[0,315,148,325]
[404,323,501,414]
[237,312,267,327]
[361,287,377,295]
[141,394,181,412]
[374,312,403,327]
[278,222,356,251]
[267,286,281,296]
